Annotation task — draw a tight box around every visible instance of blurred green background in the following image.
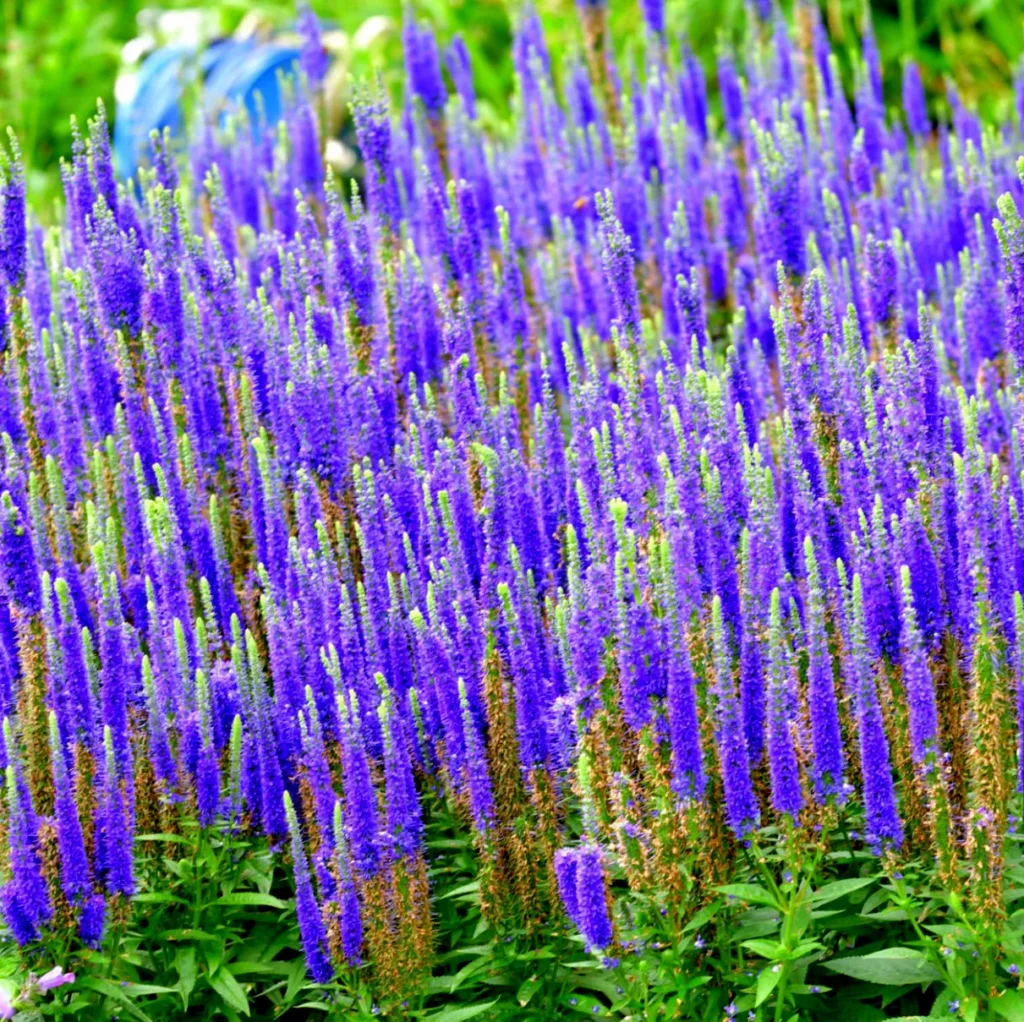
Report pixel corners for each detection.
[2,0,1024,207]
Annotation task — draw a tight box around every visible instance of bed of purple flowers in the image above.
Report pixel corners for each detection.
[3,1,1024,1019]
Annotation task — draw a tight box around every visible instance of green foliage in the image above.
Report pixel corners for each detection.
[9,788,1024,1019]
[5,0,1024,209]
[822,0,1024,124]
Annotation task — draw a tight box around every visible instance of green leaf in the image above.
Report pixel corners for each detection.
[517,976,543,1006]
[858,908,910,922]
[562,995,605,1016]
[742,939,783,959]
[810,909,844,920]
[423,1001,498,1022]
[790,899,813,940]
[156,929,222,943]
[441,944,494,960]
[684,975,713,992]
[811,877,876,906]
[573,974,620,998]
[213,892,289,910]
[135,833,191,845]
[202,937,227,976]
[717,883,780,908]
[994,990,1024,1022]
[860,890,891,916]
[790,941,826,959]
[285,959,308,1002]
[755,966,783,1006]
[449,954,492,993]
[682,900,723,934]
[226,962,294,977]
[131,892,189,905]
[734,920,781,940]
[175,947,196,1011]
[436,880,481,901]
[427,837,471,850]
[822,948,941,985]
[210,968,250,1017]
[514,948,555,961]
[75,978,155,1022]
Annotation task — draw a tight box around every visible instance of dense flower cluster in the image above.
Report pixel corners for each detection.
[2,0,1024,1000]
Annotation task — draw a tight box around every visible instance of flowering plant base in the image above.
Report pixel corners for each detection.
[2,2,1024,1019]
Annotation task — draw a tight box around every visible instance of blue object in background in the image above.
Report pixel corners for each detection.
[202,42,302,127]
[113,38,303,179]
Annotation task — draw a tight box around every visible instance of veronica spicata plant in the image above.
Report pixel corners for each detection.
[4,2,1024,1020]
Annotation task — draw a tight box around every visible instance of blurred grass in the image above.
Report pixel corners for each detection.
[824,0,1024,124]
[2,0,1024,209]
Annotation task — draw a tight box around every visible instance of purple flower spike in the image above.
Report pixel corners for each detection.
[766,589,803,820]
[0,492,40,615]
[711,597,759,839]
[0,131,26,291]
[851,576,903,853]
[902,61,930,138]
[640,0,665,35]
[297,6,329,87]
[898,565,940,767]
[403,16,447,115]
[574,845,613,952]
[284,791,334,985]
[804,538,844,801]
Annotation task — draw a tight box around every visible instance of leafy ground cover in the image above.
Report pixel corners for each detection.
[3,1,1024,1020]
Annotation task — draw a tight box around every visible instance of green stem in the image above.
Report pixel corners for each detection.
[773,870,799,1019]
[898,0,918,54]
[889,871,964,1000]
[192,827,205,932]
[773,826,824,1022]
